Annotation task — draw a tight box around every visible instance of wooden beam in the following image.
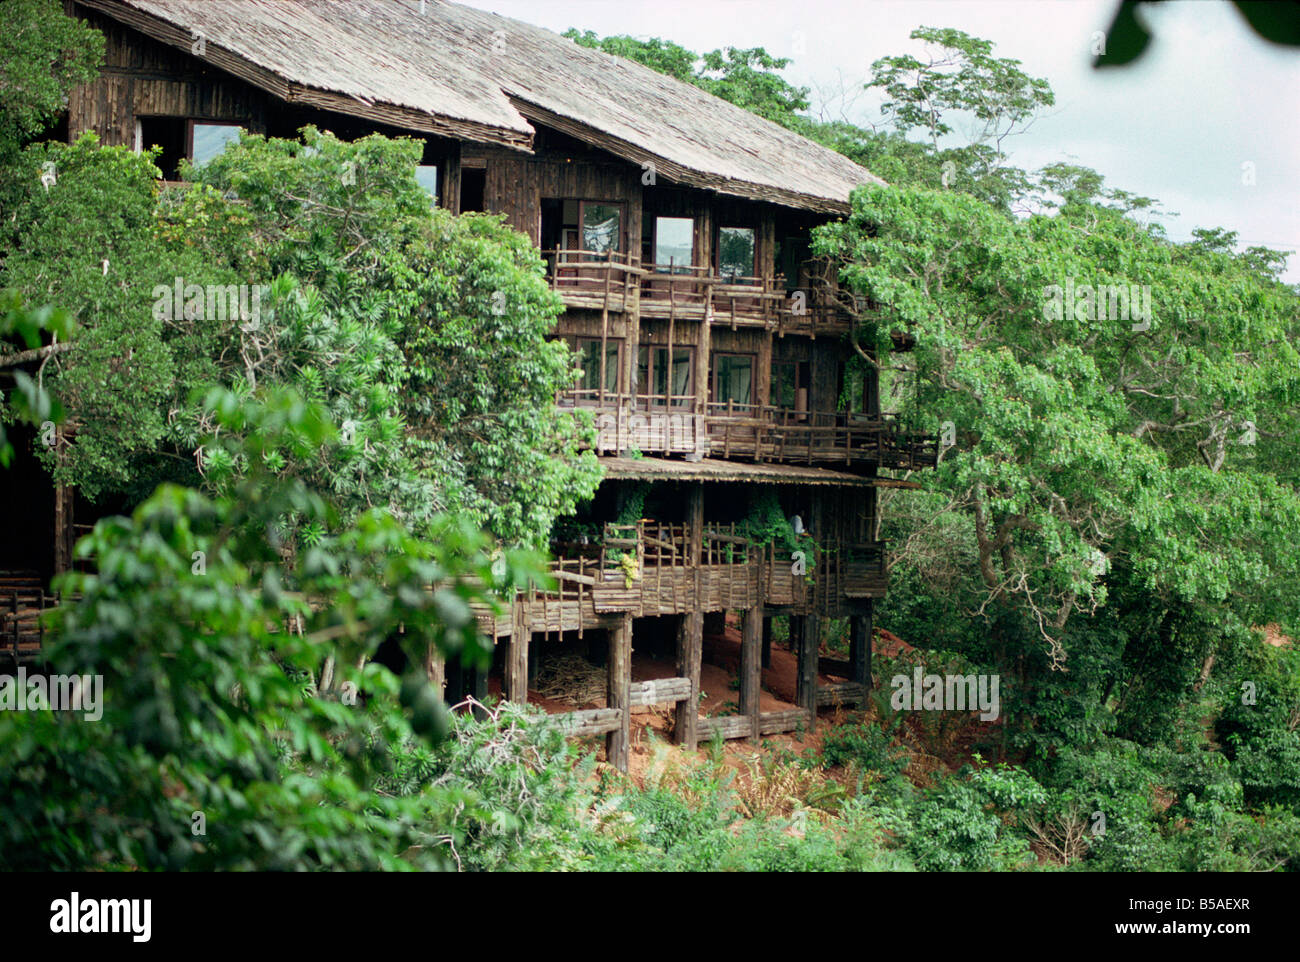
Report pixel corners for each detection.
[606,614,633,771]
[740,606,762,740]
[761,616,772,669]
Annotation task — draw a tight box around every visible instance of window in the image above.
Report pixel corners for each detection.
[575,338,620,395]
[718,226,755,281]
[773,360,811,411]
[415,165,438,205]
[190,123,242,167]
[136,117,187,180]
[637,346,692,407]
[581,202,623,253]
[712,354,754,407]
[460,165,486,212]
[653,217,694,272]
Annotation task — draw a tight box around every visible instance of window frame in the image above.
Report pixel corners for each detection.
[573,336,622,397]
[652,216,695,273]
[186,120,244,168]
[716,225,757,281]
[577,200,626,255]
[636,344,694,409]
[710,352,756,408]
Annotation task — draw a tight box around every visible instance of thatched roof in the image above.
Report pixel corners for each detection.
[76,0,883,212]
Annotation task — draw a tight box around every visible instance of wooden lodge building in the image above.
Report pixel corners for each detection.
[6,0,937,768]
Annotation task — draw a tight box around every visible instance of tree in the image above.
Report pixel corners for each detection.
[0,292,72,466]
[816,182,1300,667]
[2,127,600,545]
[0,388,541,870]
[0,0,103,216]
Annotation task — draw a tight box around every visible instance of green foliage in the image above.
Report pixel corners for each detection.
[381,700,596,871]
[819,721,909,781]
[0,292,73,465]
[3,127,599,543]
[817,182,1300,667]
[564,31,810,127]
[2,134,209,498]
[0,0,103,173]
[0,389,534,870]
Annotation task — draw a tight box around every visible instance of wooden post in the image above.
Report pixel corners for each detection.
[606,614,633,771]
[761,615,772,669]
[675,611,702,750]
[675,482,704,749]
[794,614,819,730]
[850,602,873,694]
[505,599,530,704]
[423,641,446,698]
[740,606,762,741]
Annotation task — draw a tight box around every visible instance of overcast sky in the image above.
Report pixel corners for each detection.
[461,0,1299,282]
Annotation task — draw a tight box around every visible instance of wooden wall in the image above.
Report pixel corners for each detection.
[67,6,273,146]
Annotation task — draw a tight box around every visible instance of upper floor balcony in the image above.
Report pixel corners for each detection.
[543,249,849,336]
[557,391,937,470]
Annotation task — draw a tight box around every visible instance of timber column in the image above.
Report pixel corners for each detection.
[607,613,634,771]
[505,598,530,703]
[675,483,705,749]
[850,601,873,694]
[740,606,762,740]
[793,613,820,731]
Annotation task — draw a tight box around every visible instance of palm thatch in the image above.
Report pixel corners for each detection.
[77,0,883,212]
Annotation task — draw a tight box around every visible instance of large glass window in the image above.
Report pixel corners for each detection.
[575,338,620,395]
[637,346,692,407]
[712,354,754,406]
[653,217,694,272]
[581,202,623,253]
[190,123,242,167]
[415,165,438,205]
[718,226,755,281]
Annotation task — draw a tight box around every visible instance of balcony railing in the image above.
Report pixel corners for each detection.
[532,521,889,620]
[705,403,939,470]
[558,391,707,456]
[639,264,787,327]
[543,249,644,313]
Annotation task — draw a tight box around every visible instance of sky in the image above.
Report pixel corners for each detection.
[460,0,1300,282]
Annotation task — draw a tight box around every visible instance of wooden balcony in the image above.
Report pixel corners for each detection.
[559,392,708,457]
[542,250,791,328]
[2,571,58,665]
[706,403,939,470]
[473,521,890,641]
[639,264,787,328]
[543,248,644,314]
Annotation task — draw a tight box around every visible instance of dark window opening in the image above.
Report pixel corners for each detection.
[137,116,187,180]
[460,166,486,212]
